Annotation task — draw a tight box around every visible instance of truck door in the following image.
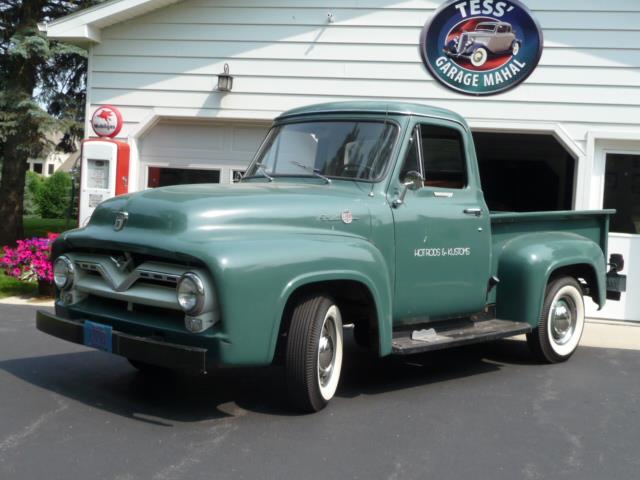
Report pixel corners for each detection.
[391,121,492,324]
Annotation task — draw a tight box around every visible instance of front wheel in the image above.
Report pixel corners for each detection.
[527,276,585,363]
[286,294,344,412]
[470,47,488,67]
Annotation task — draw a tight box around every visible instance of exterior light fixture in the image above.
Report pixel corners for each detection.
[217,63,233,92]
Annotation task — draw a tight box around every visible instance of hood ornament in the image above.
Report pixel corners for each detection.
[110,252,134,273]
[114,211,129,231]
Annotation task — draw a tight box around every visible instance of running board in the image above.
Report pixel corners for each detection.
[391,319,532,355]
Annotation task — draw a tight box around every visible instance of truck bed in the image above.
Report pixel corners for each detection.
[491,209,613,248]
[488,209,614,304]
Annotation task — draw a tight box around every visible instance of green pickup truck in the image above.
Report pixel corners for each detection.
[37,101,627,412]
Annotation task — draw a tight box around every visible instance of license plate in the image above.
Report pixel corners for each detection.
[83,321,113,353]
[607,273,627,293]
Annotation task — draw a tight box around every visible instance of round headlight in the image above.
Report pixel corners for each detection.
[53,256,75,290]
[177,273,205,315]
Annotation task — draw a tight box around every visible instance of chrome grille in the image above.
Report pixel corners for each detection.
[61,252,207,311]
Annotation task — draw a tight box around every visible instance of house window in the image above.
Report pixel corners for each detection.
[33,163,43,174]
[48,164,55,175]
[604,153,640,234]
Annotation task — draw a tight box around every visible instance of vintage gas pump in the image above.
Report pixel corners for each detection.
[79,106,130,226]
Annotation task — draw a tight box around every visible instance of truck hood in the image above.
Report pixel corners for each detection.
[85,181,374,243]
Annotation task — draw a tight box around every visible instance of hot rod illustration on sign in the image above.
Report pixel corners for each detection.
[444,21,521,67]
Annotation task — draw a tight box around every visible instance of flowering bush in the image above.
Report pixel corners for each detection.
[1,233,59,283]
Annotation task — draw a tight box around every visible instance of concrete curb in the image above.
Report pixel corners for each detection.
[0,296,55,307]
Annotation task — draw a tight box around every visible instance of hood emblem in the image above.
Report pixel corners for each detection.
[318,210,360,224]
[341,210,354,224]
[114,211,129,231]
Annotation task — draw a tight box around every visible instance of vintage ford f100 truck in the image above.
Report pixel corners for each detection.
[37,102,627,412]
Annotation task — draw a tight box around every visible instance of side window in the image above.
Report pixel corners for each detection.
[420,125,467,189]
[399,127,421,182]
[497,25,507,33]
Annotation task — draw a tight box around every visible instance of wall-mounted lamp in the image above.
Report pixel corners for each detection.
[217,63,233,92]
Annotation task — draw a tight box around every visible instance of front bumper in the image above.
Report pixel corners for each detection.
[36,310,208,373]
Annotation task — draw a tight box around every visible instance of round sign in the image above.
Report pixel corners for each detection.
[420,0,543,96]
[91,105,123,138]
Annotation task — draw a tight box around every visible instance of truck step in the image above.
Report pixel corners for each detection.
[391,319,532,355]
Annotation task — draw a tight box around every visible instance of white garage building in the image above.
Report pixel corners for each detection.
[42,0,640,321]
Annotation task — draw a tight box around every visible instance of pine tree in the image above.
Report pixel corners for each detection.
[0,1,102,245]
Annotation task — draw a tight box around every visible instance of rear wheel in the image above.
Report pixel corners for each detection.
[286,294,344,412]
[511,41,520,56]
[527,276,585,363]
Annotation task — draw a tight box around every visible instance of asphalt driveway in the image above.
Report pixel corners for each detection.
[0,303,638,480]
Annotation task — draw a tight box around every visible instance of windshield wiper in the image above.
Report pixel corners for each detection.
[255,162,274,182]
[290,161,331,184]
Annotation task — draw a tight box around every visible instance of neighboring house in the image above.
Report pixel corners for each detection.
[39,0,640,322]
[27,132,80,177]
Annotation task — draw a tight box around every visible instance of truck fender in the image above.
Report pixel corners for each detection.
[271,243,393,360]
[495,233,606,327]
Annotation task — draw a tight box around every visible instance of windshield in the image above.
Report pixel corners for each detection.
[475,24,496,32]
[244,120,398,182]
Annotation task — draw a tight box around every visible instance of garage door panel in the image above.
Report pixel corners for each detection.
[140,120,269,188]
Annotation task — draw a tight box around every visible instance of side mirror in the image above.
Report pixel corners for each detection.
[393,170,424,208]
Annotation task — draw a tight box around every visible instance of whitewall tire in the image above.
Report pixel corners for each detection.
[286,295,344,412]
[527,276,585,363]
[471,47,488,67]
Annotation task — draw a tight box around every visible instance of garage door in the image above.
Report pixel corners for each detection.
[139,120,270,189]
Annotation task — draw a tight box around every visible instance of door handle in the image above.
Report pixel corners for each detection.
[433,191,453,198]
[463,208,482,217]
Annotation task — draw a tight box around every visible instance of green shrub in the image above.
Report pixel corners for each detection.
[34,171,72,219]
[24,170,44,216]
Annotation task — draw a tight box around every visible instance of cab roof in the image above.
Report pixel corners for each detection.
[477,21,510,27]
[276,101,468,127]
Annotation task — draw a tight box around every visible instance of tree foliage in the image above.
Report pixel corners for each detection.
[0,0,103,245]
[33,171,72,219]
[24,170,44,215]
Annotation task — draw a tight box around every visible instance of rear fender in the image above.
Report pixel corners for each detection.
[495,233,606,327]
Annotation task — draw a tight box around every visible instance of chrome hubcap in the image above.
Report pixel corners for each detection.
[551,298,576,345]
[318,317,336,388]
[474,51,484,62]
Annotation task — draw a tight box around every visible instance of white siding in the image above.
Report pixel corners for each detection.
[89,0,640,156]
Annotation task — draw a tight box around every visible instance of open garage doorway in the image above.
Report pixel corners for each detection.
[472,132,576,212]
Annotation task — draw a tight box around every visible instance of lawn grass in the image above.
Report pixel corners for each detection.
[0,270,36,299]
[23,216,75,238]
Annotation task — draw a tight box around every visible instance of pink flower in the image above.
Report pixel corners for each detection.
[1,233,57,282]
